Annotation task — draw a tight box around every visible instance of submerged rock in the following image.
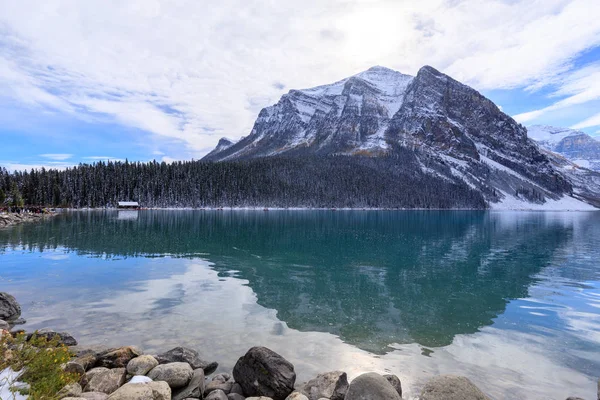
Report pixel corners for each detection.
[147,362,193,388]
[233,347,296,400]
[127,354,158,376]
[84,368,126,395]
[345,373,401,400]
[0,292,21,321]
[172,368,205,400]
[27,328,77,346]
[96,346,143,369]
[155,346,218,373]
[420,375,490,400]
[299,371,348,400]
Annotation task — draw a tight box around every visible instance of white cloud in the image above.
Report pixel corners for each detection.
[515,63,600,124]
[1,0,600,156]
[571,112,600,129]
[40,153,72,161]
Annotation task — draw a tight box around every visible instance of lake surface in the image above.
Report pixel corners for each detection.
[1,210,599,399]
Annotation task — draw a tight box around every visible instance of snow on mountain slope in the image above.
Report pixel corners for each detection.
[203,66,599,209]
[527,125,600,171]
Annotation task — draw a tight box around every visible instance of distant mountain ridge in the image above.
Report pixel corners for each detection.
[204,65,598,209]
[527,125,600,171]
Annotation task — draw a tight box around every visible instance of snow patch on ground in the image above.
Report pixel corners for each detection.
[0,368,27,400]
[491,192,596,211]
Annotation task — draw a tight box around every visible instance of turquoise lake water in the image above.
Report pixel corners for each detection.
[1,210,599,399]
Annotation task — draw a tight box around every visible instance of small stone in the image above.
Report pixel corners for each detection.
[129,375,153,384]
[96,346,143,369]
[127,355,159,375]
[233,347,296,400]
[228,394,245,400]
[0,292,21,321]
[206,389,229,400]
[206,380,234,395]
[566,397,585,400]
[155,346,218,373]
[58,382,83,399]
[420,375,490,400]
[212,373,232,383]
[84,368,127,394]
[80,393,109,400]
[172,368,205,400]
[383,374,402,398]
[246,397,274,400]
[345,373,400,400]
[147,362,193,388]
[285,392,308,400]
[230,383,244,396]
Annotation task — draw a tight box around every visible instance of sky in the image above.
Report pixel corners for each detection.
[1,0,600,171]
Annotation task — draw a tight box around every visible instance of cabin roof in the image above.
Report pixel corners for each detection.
[118,201,139,206]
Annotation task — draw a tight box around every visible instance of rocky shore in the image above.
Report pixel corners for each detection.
[1,293,599,400]
[0,212,54,228]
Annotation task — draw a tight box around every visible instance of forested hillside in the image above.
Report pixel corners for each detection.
[0,153,486,209]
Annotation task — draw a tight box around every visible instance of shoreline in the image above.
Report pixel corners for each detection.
[57,206,599,212]
[0,212,56,228]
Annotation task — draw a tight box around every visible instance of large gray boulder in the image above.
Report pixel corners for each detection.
[80,392,109,400]
[58,382,83,399]
[233,347,296,400]
[147,362,193,388]
[127,355,159,376]
[96,346,143,369]
[28,328,78,346]
[172,368,205,400]
[107,381,171,400]
[300,371,348,400]
[155,346,218,373]
[345,373,401,400]
[0,292,21,321]
[420,375,490,400]
[382,374,402,398]
[206,390,229,400]
[84,368,127,394]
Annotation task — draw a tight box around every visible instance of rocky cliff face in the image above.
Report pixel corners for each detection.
[204,66,595,208]
[527,125,600,171]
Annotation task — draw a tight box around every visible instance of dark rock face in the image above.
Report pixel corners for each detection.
[28,328,78,346]
[299,371,348,400]
[345,372,401,400]
[233,347,296,400]
[0,292,21,321]
[420,375,490,400]
[155,346,218,373]
[202,65,582,208]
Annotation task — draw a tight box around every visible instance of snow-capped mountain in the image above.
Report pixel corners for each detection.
[204,65,598,209]
[527,125,600,171]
